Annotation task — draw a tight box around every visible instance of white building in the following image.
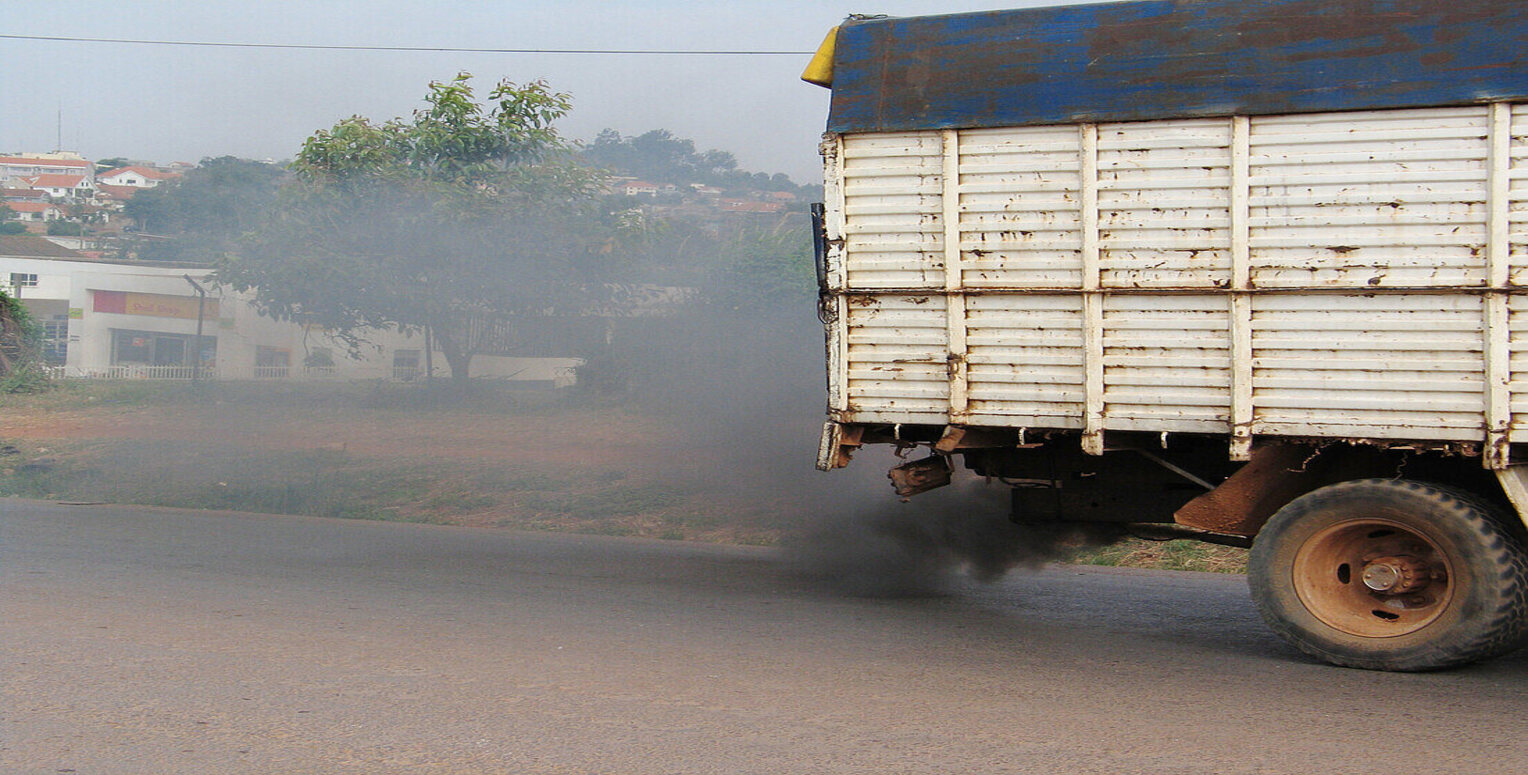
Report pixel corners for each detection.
[0,154,94,182]
[24,173,93,200]
[0,243,581,386]
[97,166,179,189]
[5,202,65,222]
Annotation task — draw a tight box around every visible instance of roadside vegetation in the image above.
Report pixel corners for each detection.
[0,290,49,394]
[0,381,1247,573]
[1066,539,1246,574]
[0,381,784,544]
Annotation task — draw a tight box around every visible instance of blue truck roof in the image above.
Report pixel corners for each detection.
[826,0,1528,133]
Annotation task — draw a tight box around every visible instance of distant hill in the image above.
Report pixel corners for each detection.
[581,129,816,198]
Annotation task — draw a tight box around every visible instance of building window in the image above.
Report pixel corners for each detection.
[303,347,335,370]
[255,346,291,378]
[113,332,154,364]
[392,349,421,381]
[111,329,216,369]
[9,273,38,289]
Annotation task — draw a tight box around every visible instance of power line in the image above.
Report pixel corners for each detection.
[0,34,814,56]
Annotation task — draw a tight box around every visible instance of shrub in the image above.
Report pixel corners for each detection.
[0,291,49,393]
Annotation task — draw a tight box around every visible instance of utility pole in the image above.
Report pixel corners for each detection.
[183,275,208,383]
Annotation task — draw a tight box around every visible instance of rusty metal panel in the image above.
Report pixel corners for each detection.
[827,0,1528,134]
[841,293,949,420]
[956,125,1084,289]
[1102,294,1232,434]
[1506,293,1528,440]
[964,293,1085,427]
[1248,108,1490,289]
[1512,104,1528,287]
[839,132,944,289]
[1097,119,1232,289]
[823,101,1527,455]
[1251,293,1486,439]
[1508,104,1528,442]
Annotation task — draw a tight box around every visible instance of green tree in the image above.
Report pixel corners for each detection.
[123,156,286,261]
[0,205,24,235]
[45,220,84,236]
[584,129,742,186]
[705,223,815,313]
[220,73,607,385]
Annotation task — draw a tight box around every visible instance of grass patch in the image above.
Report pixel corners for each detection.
[0,439,451,522]
[0,379,213,410]
[0,438,703,535]
[518,480,684,519]
[1068,538,1248,574]
[0,437,1253,569]
[0,379,590,416]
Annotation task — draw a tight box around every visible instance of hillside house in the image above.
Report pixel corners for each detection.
[92,184,138,206]
[2,188,49,204]
[620,181,660,197]
[25,173,94,200]
[97,166,180,188]
[5,202,65,222]
[719,199,786,213]
[0,154,93,181]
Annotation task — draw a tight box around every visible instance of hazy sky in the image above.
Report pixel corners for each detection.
[3,1,1080,184]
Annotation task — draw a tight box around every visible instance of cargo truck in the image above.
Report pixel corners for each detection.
[804,0,1528,670]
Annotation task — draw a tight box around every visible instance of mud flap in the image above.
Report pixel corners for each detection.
[888,455,952,498]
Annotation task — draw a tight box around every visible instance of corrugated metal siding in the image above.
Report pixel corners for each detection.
[1102,295,1231,433]
[839,133,944,289]
[958,126,1083,289]
[1097,120,1232,290]
[1506,104,1528,439]
[965,294,1084,427]
[1253,293,1486,440]
[1248,108,1490,289]
[842,293,949,421]
[828,103,1528,459]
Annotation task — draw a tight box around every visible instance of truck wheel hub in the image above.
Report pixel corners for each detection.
[1361,555,1429,594]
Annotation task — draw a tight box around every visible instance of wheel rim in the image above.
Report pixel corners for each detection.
[1291,518,1455,638]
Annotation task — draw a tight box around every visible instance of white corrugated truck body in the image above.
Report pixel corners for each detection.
[820,104,1528,466]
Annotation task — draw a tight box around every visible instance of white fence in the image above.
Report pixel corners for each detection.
[54,364,352,381]
[46,363,579,386]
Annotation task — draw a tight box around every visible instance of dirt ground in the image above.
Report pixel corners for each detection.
[0,403,670,468]
[0,385,1249,571]
[0,392,823,544]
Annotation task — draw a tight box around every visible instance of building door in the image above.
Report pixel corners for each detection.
[40,319,69,365]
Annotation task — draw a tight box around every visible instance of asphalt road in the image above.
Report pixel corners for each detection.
[3,499,1527,774]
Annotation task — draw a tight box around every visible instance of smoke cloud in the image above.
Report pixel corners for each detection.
[619,294,1111,598]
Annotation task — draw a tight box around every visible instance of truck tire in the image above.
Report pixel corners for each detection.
[1248,479,1528,671]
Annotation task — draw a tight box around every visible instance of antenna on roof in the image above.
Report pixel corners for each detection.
[55,106,62,153]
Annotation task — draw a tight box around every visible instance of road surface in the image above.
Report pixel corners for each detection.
[3,499,1526,774]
